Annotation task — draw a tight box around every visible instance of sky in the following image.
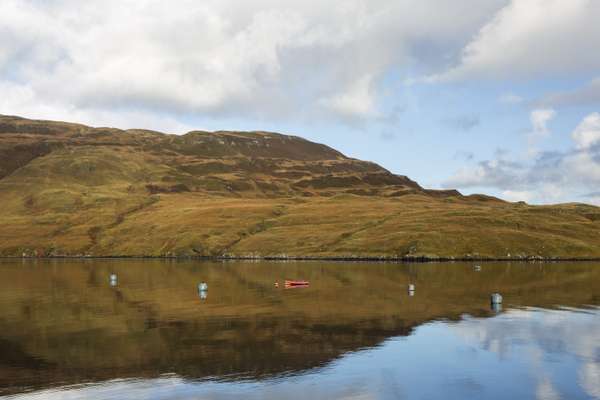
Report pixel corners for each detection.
[1,0,600,205]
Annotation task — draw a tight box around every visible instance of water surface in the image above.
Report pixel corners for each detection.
[0,260,599,399]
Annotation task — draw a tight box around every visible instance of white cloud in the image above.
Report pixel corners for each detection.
[319,75,378,120]
[529,109,555,138]
[443,157,523,191]
[572,112,600,150]
[501,190,534,203]
[431,0,600,81]
[562,151,600,185]
[444,112,600,204]
[0,79,194,133]
[527,108,555,155]
[0,0,507,128]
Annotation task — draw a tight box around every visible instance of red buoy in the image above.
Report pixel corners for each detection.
[284,280,310,287]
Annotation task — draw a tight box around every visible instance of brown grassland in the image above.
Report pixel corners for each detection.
[1,114,600,259]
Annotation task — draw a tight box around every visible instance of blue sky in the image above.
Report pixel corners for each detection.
[1,0,600,204]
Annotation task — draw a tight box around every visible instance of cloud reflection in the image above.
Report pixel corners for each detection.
[451,308,600,400]
[6,308,600,400]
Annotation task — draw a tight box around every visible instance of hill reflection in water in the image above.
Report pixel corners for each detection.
[0,260,599,399]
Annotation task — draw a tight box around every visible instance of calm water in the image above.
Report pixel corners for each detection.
[0,260,599,399]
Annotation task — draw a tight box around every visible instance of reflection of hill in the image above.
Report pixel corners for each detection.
[0,260,599,394]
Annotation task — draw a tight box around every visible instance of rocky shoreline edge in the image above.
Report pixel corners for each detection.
[2,255,600,262]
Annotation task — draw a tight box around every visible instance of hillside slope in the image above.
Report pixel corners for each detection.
[1,114,599,258]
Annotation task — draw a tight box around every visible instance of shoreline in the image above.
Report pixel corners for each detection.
[2,255,600,262]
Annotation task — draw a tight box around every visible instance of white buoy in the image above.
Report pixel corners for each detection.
[408,284,415,291]
[490,293,503,312]
[474,265,481,271]
[491,293,503,304]
[198,282,208,300]
[109,273,118,286]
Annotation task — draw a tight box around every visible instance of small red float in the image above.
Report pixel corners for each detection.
[284,280,310,288]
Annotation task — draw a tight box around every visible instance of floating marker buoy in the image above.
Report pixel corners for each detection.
[490,293,503,312]
[408,284,415,291]
[109,274,118,286]
[491,293,503,304]
[198,282,208,300]
[474,265,481,271]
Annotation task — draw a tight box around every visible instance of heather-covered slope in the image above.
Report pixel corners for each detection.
[1,115,599,258]
[0,114,426,197]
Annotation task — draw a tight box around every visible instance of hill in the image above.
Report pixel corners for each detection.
[1,114,600,259]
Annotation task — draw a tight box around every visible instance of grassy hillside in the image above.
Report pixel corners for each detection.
[1,114,600,258]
